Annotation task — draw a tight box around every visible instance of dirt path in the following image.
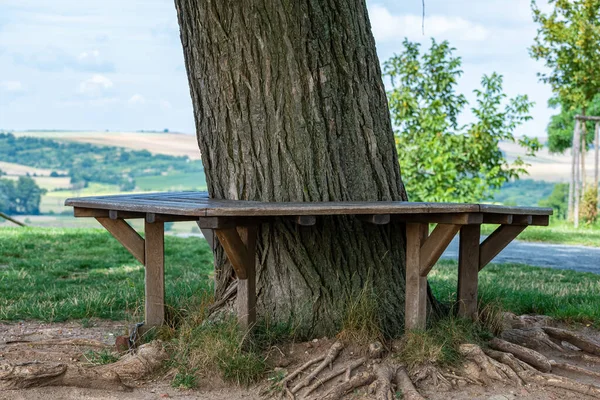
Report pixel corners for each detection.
[0,320,597,399]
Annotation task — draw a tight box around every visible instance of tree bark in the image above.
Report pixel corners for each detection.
[174,0,425,337]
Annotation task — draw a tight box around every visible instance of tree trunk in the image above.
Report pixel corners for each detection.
[174,0,428,337]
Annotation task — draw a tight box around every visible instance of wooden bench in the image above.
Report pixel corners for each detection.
[65,191,552,331]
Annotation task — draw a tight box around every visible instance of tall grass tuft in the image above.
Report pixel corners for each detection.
[337,279,383,345]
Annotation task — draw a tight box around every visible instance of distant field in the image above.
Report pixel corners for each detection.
[0,214,201,234]
[11,130,201,160]
[0,161,67,176]
[10,131,584,183]
[500,141,589,183]
[135,172,206,191]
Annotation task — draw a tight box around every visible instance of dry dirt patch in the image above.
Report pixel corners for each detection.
[1,319,599,399]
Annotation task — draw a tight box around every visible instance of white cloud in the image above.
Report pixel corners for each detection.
[368,4,489,43]
[0,80,23,91]
[77,49,100,61]
[128,93,146,105]
[78,74,113,96]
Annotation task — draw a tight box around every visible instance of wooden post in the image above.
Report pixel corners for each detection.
[568,121,578,222]
[144,220,165,327]
[236,226,257,330]
[595,122,599,199]
[457,224,480,320]
[405,223,427,330]
[574,120,581,228]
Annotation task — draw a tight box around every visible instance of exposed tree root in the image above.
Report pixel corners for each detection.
[522,370,600,397]
[291,341,343,393]
[373,363,396,400]
[0,341,167,391]
[459,343,523,386]
[543,326,600,356]
[321,371,375,400]
[272,317,599,399]
[550,360,600,379]
[563,352,600,364]
[280,354,326,388]
[304,357,366,396]
[489,337,552,372]
[395,367,425,400]
[500,328,564,352]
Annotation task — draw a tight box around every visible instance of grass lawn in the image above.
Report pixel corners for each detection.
[135,172,206,191]
[0,228,598,328]
[0,227,213,322]
[430,259,600,327]
[481,219,600,248]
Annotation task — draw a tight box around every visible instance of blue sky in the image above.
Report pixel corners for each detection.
[0,0,552,136]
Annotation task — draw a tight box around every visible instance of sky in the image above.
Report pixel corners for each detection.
[0,0,553,136]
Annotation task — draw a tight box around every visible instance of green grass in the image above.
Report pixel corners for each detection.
[429,259,600,326]
[0,227,214,322]
[83,349,120,365]
[481,219,600,247]
[135,172,206,191]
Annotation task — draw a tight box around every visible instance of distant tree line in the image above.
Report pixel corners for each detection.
[0,173,46,215]
[0,133,204,190]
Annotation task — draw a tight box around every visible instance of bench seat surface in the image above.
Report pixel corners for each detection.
[65,191,552,217]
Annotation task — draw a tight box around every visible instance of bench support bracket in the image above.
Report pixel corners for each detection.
[479,225,527,271]
[95,218,145,264]
[215,226,258,330]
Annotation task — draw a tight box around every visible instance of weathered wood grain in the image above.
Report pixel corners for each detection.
[67,193,552,218]
[95,218,145,264]
[419,224,461,276]
[395,213,483,225]
[458,225,480,320]
[144,220,165,327]
[405,223,428,330]
[357,214,391,224]
[479,225,527,270]
[214,228,252,279]
[236,226,258,329]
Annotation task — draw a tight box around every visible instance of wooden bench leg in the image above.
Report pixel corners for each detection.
[405,223,428,331]
[236,226,257,330]
[457,224,480,320]
[214,225,258,330]
[145,220,165,327]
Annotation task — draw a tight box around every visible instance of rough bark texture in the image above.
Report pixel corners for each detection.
[175,0,419,337]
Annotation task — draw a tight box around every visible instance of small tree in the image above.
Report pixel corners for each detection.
[546,96,600,154]
[531,0,600,221]
[581,187,598,224]
[384,39,540,203]
[539,183,569,219]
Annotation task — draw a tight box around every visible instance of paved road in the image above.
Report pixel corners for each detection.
[177,232,600,274]
[442,237,600,274]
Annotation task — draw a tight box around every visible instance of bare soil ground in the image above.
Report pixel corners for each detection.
[0,320,598,399]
